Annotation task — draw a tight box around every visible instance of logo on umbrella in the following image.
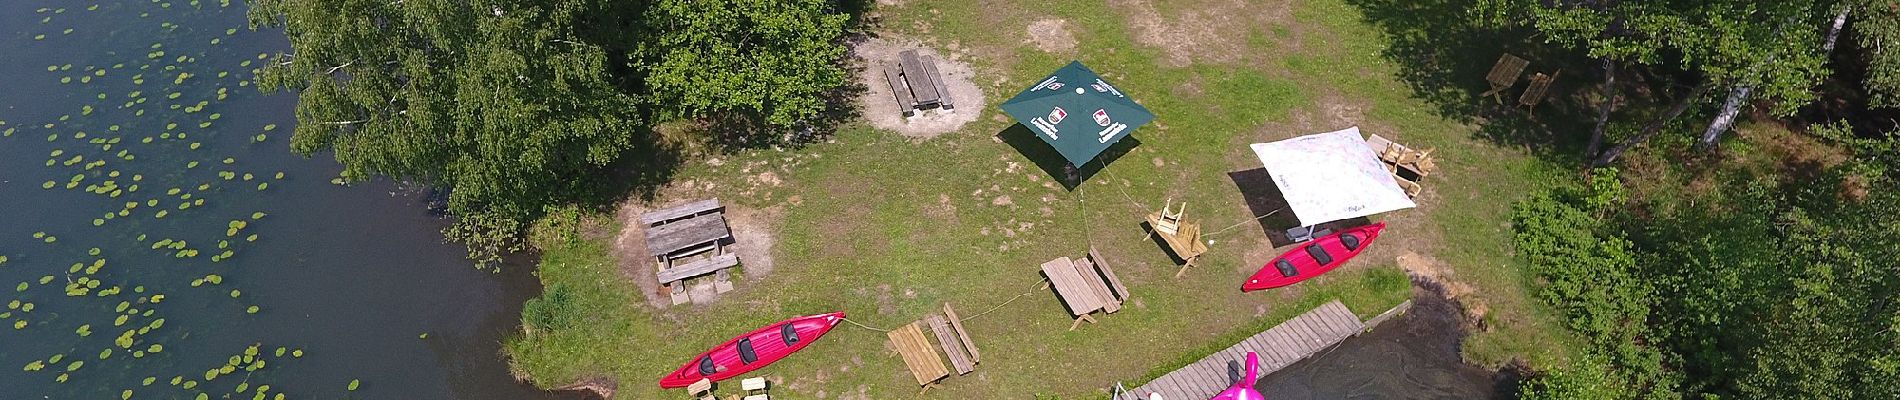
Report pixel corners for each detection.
[1048,107,1068,124]
[1092,109,1111,126]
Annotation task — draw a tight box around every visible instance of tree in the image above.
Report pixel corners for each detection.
[1686,1,1833,150]
[642,0,849,139]
[250,0,645,266]
[1849,1,1900,108]
[1476,0,1682,161]
[250,0,855,266]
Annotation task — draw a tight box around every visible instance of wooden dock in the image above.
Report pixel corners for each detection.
[1118,300,1365,400]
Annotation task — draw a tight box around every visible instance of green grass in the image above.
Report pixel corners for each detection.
[505,0,1580,398]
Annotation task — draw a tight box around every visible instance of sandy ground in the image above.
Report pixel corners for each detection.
[852,36,986,139]
[1027,19,1077,54]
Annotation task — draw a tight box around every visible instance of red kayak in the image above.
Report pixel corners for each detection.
[658,312,845,388]
[1243,223,1385,291]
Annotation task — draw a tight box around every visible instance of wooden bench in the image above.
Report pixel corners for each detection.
[641,199,740,305]
[1041,249,1132,330]
[1481,54,1529,104]
[884,49,955,118]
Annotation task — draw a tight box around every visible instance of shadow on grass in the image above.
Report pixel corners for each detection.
[998,124,1142,190]
[1345,0,1603,163]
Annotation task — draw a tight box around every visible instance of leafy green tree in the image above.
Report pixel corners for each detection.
[642,0,850,136]
[249,0,644,266]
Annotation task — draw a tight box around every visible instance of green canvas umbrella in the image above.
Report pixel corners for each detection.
[999,61,1156,167]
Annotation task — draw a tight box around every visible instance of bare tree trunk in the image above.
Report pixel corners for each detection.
[1592,82,1714,167]
[1824,6,1852,54]
[1697,84,1756,151]
[1697,16,1798,151]
[1585,58,1619,160]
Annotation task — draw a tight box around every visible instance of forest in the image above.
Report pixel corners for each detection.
[1487,0,1900,398]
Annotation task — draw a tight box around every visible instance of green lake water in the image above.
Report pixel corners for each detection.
[1,1,567,398]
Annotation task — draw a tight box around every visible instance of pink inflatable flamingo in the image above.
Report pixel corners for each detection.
[1208,352,1265,400]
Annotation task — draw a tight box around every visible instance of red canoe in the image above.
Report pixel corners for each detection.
[658,312,846,388]
[1242,223,1386,291]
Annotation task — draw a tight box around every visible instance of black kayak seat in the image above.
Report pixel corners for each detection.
[1306,244,1335,265]
[697,355,717,376]
[737,338,759,364]
[1275,259,1299,278]
[1340,233,1362,251]
[781,323,800,346]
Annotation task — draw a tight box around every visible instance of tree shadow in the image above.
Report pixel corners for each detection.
[1345,0,1603,162]
[997,124,1142,190]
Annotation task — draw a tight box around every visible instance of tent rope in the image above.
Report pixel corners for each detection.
[838,278,1049,333]
[839,317,894,332]
[1201,209,1282,238]
[958,278,1048,323]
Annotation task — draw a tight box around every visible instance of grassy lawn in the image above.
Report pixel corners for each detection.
[506,0,1579,398]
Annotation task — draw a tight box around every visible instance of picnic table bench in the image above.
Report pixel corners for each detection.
[883,49,956,117]
[642,199,740,305]
[1040,247,1131,330]
[887,303,983,392]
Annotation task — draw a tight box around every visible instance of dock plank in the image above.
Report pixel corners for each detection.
[1129,300,1369,399]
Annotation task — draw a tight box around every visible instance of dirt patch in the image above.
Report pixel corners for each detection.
[612,199,782,309]
[612,202,669,309]
[726,205,782,279]
[1026,18,1077,54]
[1110,0,1290,66]
[852,36,986,139]
[1397,251,1488,327]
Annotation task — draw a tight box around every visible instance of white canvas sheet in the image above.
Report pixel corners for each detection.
[1249,126,1416,226]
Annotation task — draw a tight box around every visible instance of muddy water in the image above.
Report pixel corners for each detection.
[1256,293,1508,399]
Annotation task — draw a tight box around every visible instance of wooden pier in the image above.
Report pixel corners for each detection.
[1118,300,1365,400]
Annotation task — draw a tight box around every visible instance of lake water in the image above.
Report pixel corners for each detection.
[1257,292,1508,399]
[1,1,565,398]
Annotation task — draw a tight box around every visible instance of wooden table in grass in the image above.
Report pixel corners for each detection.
[643,199,739,305]
[1040,251,1130,331]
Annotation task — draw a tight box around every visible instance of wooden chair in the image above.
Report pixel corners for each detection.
[687,378,715,400]
[1480,54,1529,104]
[1154,200,1185,236]
[740,377,768,400]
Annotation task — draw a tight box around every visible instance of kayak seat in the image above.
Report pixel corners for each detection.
[781,323,800,346]
[698,356,717,376]
[1340,233,1362,251]
[1305,244,1334,265]
[737,338,759,364]
[1275,260,1299,278]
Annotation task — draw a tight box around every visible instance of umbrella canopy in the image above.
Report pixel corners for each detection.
[1249,127,1416,227]
[1000,61,1156,166]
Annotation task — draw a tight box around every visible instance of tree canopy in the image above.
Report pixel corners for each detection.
[249,0,851,266]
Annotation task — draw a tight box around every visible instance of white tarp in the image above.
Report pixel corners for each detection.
[1249,126,1416,227]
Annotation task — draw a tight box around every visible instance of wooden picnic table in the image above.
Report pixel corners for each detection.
[645,214,731,257]
[1041,251,1129,330]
